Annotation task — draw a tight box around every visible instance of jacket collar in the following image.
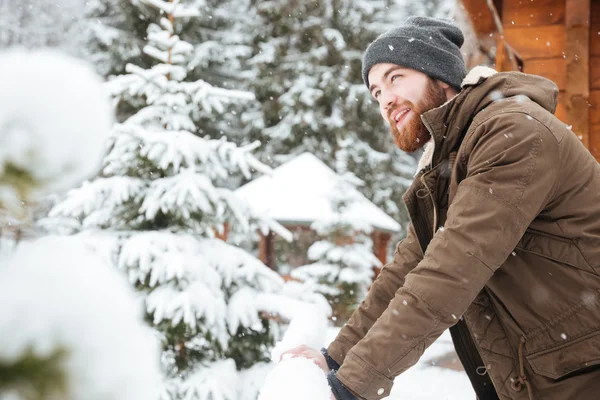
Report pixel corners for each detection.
[417,66,498,174]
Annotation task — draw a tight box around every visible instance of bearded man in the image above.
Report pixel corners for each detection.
[282,16,600,400]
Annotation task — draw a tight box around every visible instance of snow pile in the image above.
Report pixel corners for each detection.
[238,362,273,400]
[259,357,331,400]
[254,293,329,362]
[257,293,331,400]
[0,49,111,212]
[0,235,161,400]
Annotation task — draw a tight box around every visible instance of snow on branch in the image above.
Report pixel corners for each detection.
[141,0,201,18]
[141,169,221,220]
[49,177,145,222]
[323,28,346,50]
[104,126,220,176]
[179,359,238,400]
[0,49,111,214]
[117,232,289,341]
[0,236,161,400]
[109,63,254,123]
[146,281,227,336]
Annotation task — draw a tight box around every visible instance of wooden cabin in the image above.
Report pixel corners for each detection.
[235,153,401,275]
[459,0,600,161]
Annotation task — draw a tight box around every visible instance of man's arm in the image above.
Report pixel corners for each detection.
[333,114,560,399]
[326,222,423,366]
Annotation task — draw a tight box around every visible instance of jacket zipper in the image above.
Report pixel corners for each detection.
[419,162,498,398]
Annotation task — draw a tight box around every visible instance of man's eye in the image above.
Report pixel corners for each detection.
[391,74,402,82]
[373,90,381,99]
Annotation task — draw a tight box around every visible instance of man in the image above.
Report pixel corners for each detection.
[282,16,600,400]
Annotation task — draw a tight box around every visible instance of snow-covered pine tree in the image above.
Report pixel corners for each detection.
[377,0,457,32]
[242,0,417,232]
[70,0,155,78]
[75,0,253,135]
[48,1,321,398]
[291,145,382,325]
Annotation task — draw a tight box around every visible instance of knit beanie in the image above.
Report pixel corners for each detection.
[362,16,467,91]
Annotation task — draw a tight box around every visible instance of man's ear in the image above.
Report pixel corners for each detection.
[436,80,451,90]
[437,79,458,101]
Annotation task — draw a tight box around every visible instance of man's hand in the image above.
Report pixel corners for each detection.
[279,344,330,374]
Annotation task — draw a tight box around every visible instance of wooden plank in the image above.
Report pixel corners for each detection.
[373,232,391,280]
[590,90,600,125]
[495,35,507,70]
[502,0,565,27]
[591,25,600,56]
[592,59,600,89]
[565,0,591,148]
[460,0,497,37]
[524,58,566,89]
[592,0,600,54]
[503,25,566,59]
[593,0,600,24]
[459,0,500,68]
[566,0,591,24]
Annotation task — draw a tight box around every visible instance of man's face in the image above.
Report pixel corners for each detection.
[368,63,449,153]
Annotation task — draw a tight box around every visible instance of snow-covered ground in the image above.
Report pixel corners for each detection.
[325,328,475,400]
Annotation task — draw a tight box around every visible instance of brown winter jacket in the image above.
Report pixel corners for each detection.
[327,67,600,400]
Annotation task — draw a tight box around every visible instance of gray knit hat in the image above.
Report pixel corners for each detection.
[362,16,467,91]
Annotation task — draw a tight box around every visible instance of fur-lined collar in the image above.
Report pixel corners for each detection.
[416,140,435,174]
[461,65,497,87]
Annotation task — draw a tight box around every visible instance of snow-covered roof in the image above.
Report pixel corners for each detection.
[236,153,401,233]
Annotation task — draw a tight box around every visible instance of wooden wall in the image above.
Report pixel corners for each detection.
[502,0,567,121]
[498,0,600,161]
[590,0,600,158]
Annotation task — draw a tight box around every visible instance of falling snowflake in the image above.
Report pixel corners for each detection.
[489,90,503,101]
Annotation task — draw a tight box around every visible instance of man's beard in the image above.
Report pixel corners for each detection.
[387,79,448,153]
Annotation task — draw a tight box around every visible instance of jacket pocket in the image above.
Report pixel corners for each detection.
[526,330,600,379]
[515,228,595,274]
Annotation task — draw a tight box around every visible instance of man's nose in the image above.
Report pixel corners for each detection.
[381,90,397,111]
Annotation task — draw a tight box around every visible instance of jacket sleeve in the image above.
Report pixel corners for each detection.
[326,223,423,366]
[335,114,561,400]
